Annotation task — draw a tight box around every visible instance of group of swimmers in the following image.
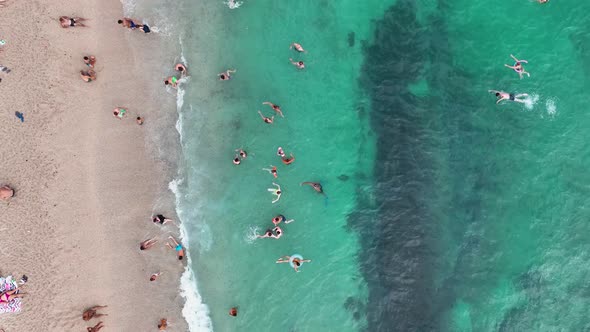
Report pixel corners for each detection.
[489,54,531,105]
[225,42,327,273]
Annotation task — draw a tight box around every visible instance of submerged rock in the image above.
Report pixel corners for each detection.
[348,31,355,47]
[338,174,350,181]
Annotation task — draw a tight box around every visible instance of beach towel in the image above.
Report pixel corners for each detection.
[0,276,22,314]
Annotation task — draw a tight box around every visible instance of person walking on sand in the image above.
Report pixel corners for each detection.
[488,90,529,104]
[150,272,162,281]
[268,182,282,203]
[136,116,144,125]
[82,305,108,321]
[218,69,236,81]
[258,111,274,124]
[276,255,311,272]
[113,107,128,119]
[80,70,96,82]
[289,58,305,69]
[87,322,104,332]
[301,181,324,194]
[262,165,278,178]
[290,42,306,53]
[504,54,530,79]
[60,16,87,28]
[166,236,184,260]
[118,17,143,30]
[262,102,284,117]
[83,55,96,68]
[140,237,158,251]
[0,185,14,201]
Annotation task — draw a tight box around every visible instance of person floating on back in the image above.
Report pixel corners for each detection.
[290,42,306,53]
[504,54,530,79]
[488,90,529,104]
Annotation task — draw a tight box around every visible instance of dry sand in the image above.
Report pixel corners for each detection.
[0,0,187,331]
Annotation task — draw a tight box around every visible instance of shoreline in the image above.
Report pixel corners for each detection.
[0,0,188,331]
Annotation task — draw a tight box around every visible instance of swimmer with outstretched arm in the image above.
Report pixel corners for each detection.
[268,182,282,203]
[258,110,274,124]
[262,102,284,117]
[262,165,278,178]
[504,54,530,79]
[488,90,528,104]
[276,255,311,272]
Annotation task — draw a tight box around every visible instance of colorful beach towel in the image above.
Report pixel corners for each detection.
[0,276,22,314]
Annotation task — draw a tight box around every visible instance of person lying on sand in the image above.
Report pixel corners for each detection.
[60,16,87,28]
[150,272,162,281]
[166,236,184,260]
[87,321,104,332]
[80,70,96,82]
[140,237,158,251]
[113,107,127,119]
[218,69,236,81]
[0,185,14,200]
[0,289,24,303]
[152,214,173,225]
[82,305,108,321]
[158,318,168,330]
[83,55,96,68]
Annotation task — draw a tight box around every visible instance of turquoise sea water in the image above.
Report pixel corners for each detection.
[131,0,590,330]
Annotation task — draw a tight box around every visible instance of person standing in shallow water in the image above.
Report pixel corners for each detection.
[229,307,238,317]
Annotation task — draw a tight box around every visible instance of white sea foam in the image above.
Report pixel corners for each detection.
[225,0,243,9]
[246,225,261,243]
[545,98,557,118]
[523,93,539,110]
[170,179,214,332]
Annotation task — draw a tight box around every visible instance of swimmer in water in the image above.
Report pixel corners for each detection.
[236,148,247,159]
[504,54,530,79]
[175,63,187,76]
[276,255,311,272]
[218,69,236,81]
[289,58,305,69]
[301,181,323,194]
[229,307,238,317]
[268,182,282,203]
[271,226,283,239]
[262,102,284,117]
[277,147,286,158]
[164,76,179,88]
[262,165,278,178]
[258,110,274,124]
[290,42,306,53]
[488,90,529,104]
[272,214,295,226]
[256,229,274,238]
[232,154,241,165]
[538,0,548,3]
[282,153,295,165]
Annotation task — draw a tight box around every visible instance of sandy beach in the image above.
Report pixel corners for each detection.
[0,0,187,331]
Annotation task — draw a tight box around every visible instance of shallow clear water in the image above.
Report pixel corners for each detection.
[132,0,590,330]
